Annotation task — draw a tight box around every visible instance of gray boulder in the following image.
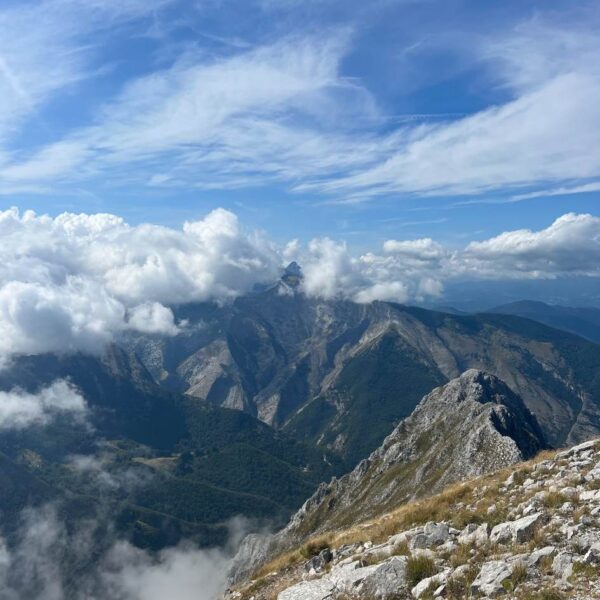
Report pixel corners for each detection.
[360,556,409,598]
[278,578,335,600]
[490,512,543,544]
[458,523,489,547]
[470,560,513,597]
[424,522,450,546]
[528,546,556,566]
[552,551,575,580]
[412,569,450,598]
[305,548,333,573]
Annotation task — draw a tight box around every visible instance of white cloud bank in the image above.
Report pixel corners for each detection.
[0,206,279,365]
[0,207,598,366]
[0,380,87,430]
[0,504,245,600]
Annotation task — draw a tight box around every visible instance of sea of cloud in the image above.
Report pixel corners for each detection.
[0,503,248,600]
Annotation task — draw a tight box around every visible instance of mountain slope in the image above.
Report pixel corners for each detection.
[232,439,600,600]
[229,371,547,582]
[278,371,546,541]
[0,346,339,549]
[127,290,600,470]
[488,300,600,344]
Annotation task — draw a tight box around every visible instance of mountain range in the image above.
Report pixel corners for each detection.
[1,282,600,595]
[126,285,600,465]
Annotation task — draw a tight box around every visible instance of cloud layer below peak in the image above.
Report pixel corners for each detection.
[0,206,598,365]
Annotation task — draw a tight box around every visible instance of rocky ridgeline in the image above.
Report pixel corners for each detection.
[284,370,546,538]
[230,371,547,585]
[229,439,600,600]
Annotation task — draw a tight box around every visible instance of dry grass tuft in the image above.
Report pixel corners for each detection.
[406,555,437,587]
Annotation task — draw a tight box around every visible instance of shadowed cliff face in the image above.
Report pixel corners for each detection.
[126,289,600,469]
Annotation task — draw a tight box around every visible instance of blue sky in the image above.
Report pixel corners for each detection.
[0,0,599,251]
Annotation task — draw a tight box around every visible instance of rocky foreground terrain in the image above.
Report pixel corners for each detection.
[228,438,600,599]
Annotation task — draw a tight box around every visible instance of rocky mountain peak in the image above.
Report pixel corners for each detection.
[433,368,518,405]
[232,438,600,600]
[281,261,303,287]
[228,371,548,584]
[284,371,547,537]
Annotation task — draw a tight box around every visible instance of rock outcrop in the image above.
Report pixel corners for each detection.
[283,370,546,538]
[229,438,600,600]
[229,370,547,583]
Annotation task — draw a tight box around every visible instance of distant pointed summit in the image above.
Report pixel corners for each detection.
[281,261,303,287]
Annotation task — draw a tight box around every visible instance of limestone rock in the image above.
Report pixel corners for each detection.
[490,512,544,544]
[470,560,513,597]
[360,556,409,599]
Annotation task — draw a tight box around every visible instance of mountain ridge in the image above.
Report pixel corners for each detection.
[126,290,600,468]
[229,370,547,584]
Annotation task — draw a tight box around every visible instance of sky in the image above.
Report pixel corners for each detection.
[0,0,598,245]
[0,0,598,341]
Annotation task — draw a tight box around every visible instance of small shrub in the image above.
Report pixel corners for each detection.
[445,566,478,599]
[450,543,473,568]
[538,554,553,574]
[406,555,437,587]
[526,526,546,551]
[516,589,564,600]
[391,540,410,556]
[536,590,564,600]
[573,506,589,523]
[570,561,597,579]
[512,470,527,486]
[299,537,331,559]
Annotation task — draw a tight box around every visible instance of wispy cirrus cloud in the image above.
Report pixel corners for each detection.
[0,31,384,190]
[0,0,172,149]
[0,2,600,203]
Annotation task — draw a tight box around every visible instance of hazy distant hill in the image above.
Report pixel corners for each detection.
[487,300,600,344]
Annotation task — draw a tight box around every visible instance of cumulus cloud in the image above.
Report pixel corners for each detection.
[291,212,600,303]
[0,206,279,364]
[127,303,180,336]
[0,380,87,430]
[462,213,600,279]
[0,207,598,365]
